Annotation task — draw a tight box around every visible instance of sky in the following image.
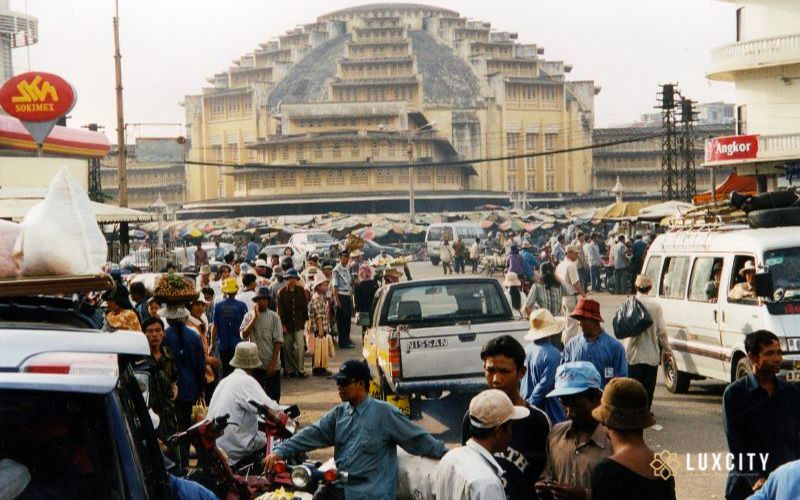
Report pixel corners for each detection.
[18,0,736,141]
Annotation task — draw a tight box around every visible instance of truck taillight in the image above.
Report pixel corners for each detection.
[21,353,118,377]
[389,329,402,379]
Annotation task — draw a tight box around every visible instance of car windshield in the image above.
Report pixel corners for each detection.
[307,233,335,243]
[384,282,508,326]
[765,247,800,299]
[0,390,125,499]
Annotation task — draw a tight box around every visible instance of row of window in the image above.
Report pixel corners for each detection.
[348,44,408,58]
[295,117,396,129]
[234,167,460,191]
[208,95,253,118]
[263,139,432,162]
[487,62,537,78]
[644,255,754,303]
[505,85,558,102]
[341,62,413,79]
[333,84,417,103]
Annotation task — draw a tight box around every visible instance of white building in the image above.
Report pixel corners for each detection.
[0,0,37,82]
[705,0,800,187]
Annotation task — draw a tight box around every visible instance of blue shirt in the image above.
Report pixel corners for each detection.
[723,374,800,498]
[169,473,217,499]
[520,250,537,279]
[164,323,206,402]
[213,297,248,352]
[552,243,565,263]
[561,331,627,387]
[749,459,800,500]
[274,396,447,500]
[631,240,648,260]
[246,241,259,262]
[332,263,352,295]
[521,340,566,424]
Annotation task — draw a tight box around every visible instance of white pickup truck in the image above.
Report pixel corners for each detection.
[361,277,528,417]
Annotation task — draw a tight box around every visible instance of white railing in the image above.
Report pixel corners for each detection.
[708,33,800,79]
[759,133,800,160]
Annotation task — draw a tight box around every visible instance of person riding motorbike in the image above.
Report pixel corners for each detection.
[206,342,280,465]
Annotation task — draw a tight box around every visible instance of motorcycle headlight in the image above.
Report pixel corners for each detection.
[291,466,311,488]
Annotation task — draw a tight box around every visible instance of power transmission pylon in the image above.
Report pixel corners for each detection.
[658,84,678,201]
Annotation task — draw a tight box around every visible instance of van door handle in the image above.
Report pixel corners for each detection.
[458,333,477,342]
[713,310,718,323]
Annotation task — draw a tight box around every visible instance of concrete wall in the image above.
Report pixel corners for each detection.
[0,157,87,189]
[735,0,800,40]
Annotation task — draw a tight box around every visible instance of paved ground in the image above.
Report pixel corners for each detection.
[283,261,729,499]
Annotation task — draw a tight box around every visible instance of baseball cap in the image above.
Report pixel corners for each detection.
[546,361,603,398]
[330,359,372,385]
[468,389,529,429]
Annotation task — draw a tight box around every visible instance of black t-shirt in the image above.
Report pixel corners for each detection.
[461,404,550,500]
[591,458,676,500]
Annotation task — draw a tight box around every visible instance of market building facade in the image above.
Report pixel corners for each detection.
[182,3,600,216]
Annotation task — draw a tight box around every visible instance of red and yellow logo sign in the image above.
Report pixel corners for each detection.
[0,72,76,122]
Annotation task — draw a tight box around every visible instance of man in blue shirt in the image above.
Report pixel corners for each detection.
[265,360,447,499]
[519,241,537,282]
[521,309,567,424]
[723,330,800,500]
[749,459,800,500]
[212,277,248,377]
[246,237,259,264]
[561,298,627,388]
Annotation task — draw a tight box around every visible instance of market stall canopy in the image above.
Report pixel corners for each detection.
[637,201,694,221]
[694,172,756,205]
[594,201,647,220]
[0,187,155,223]
[0,115,110,158]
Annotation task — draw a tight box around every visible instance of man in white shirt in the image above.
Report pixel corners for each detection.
[584,234,602,292]
[556,245,586,345]
[434,389,529,500]
[236,273,258,313]
[207,342,280,464]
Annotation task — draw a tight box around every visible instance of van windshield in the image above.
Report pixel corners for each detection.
[765,247,800,299]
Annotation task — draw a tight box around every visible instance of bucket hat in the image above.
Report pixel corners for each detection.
[591,377,656,430]
[229,342,262,370]
[285,268,300,280]
[252,287,272,301]
[221,277,239,295]
[739,260,756,276]
[469,389,529,429]
[570,298,603,322]
[525,308,566,341]
[503,272,522,288]
[312,273,329,290]
[546,361,603,398]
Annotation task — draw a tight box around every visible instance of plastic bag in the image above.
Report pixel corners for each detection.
[191,398,207,423]
[0,220,21,277]
[16,167,107,276]
[612,297,653,339]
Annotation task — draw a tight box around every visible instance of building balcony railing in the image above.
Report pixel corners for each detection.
[708,33,800,81]
[759,133,800,161]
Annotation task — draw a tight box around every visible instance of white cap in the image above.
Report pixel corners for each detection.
[468,389,529,428]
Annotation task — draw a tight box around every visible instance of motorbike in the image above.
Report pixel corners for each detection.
[272,459,366,500]
[232,400,302,476]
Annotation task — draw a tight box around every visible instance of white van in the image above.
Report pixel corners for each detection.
[643,224,800,393]
[425,222,484,265]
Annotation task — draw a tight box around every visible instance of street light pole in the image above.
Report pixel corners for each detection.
[113,0,129,256]
[407,133,415,223]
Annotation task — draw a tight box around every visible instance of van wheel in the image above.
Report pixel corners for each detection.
[748,207,800,228]
[734,356,751,381]
[663,350,691,394]
[430,257,440,266]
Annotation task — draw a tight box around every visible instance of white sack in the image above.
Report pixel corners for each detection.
[397,447,438,500]
[17,167,107,276]
[0,220,21,277]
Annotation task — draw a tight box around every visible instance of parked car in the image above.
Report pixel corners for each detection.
[361,277,527,418]
[260,244,304,271]
[288,231,338,258]
[0,274,174,498]
[643,223,800,394]
[339,239,404,260]
[425,222,484,266]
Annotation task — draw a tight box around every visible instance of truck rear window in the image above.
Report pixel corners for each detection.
[383,282,508,326]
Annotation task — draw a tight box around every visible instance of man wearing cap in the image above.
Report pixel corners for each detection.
[241,287,284,401]
[333,250,356,349]
[562,298,627,388]
[520,241,538,282]
[728,260,758,302]
[556,244,586,345]
[461,336,550,500]
[277,269,309,377]
[207,342,281,464]
[265,360,447,500]
[212,277,249,377]
[196,265,212,292]
[253,259,271,286]
[626,275,671,409]
[521,309,567,425]
[236,273,258,314]
[309,273,334,376]
[438,389,529,500]
[536,362,610,500]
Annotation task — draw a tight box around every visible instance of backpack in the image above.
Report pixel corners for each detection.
[612,297,653,339]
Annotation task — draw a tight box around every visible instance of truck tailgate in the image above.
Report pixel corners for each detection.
[398,319,528,381]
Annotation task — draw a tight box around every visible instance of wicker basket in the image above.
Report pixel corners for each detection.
[153,273,198,304]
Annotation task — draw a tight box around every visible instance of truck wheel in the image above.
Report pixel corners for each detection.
[748,207,800,228]
[430,257,440,266]
[733,355,751,381]
[663,350,691,394]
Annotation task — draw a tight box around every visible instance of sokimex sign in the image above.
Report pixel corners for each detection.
[705,135,759,164]
[0,72,77,146]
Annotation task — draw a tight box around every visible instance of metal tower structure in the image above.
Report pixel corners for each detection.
[658,84,678,201]
[679,97,697,201]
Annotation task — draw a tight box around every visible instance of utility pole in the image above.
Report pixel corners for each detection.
[679,97,697,202]
[407,133,415,223]
[113,0,129,256]
[658,84,678,201]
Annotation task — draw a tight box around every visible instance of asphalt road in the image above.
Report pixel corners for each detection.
[283,261,729,499]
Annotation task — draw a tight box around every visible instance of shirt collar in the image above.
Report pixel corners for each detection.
[345,395,372,415]
[746,373,785,394]
[465,439,505,476]
[564,421,610,450]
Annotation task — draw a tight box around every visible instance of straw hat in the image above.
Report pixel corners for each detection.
[503,272,521,288]
[229,342,262,370]
[525,308,566,341]
[312,273,329,290]
[221,277,239,294]
[384,268,403,279]
[591,377,656,430]
[739,260,756,276]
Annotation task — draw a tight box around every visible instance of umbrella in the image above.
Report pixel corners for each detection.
[499,219,524,232]
[131,229,148,239]
[180,227,205,238]
[480,220,495,230]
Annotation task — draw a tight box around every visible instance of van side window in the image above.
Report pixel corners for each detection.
[643,257,662,292]
[428,228,443,241]
[728,255,757,304]
[688,257,724,302]
[659,256,690,299]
